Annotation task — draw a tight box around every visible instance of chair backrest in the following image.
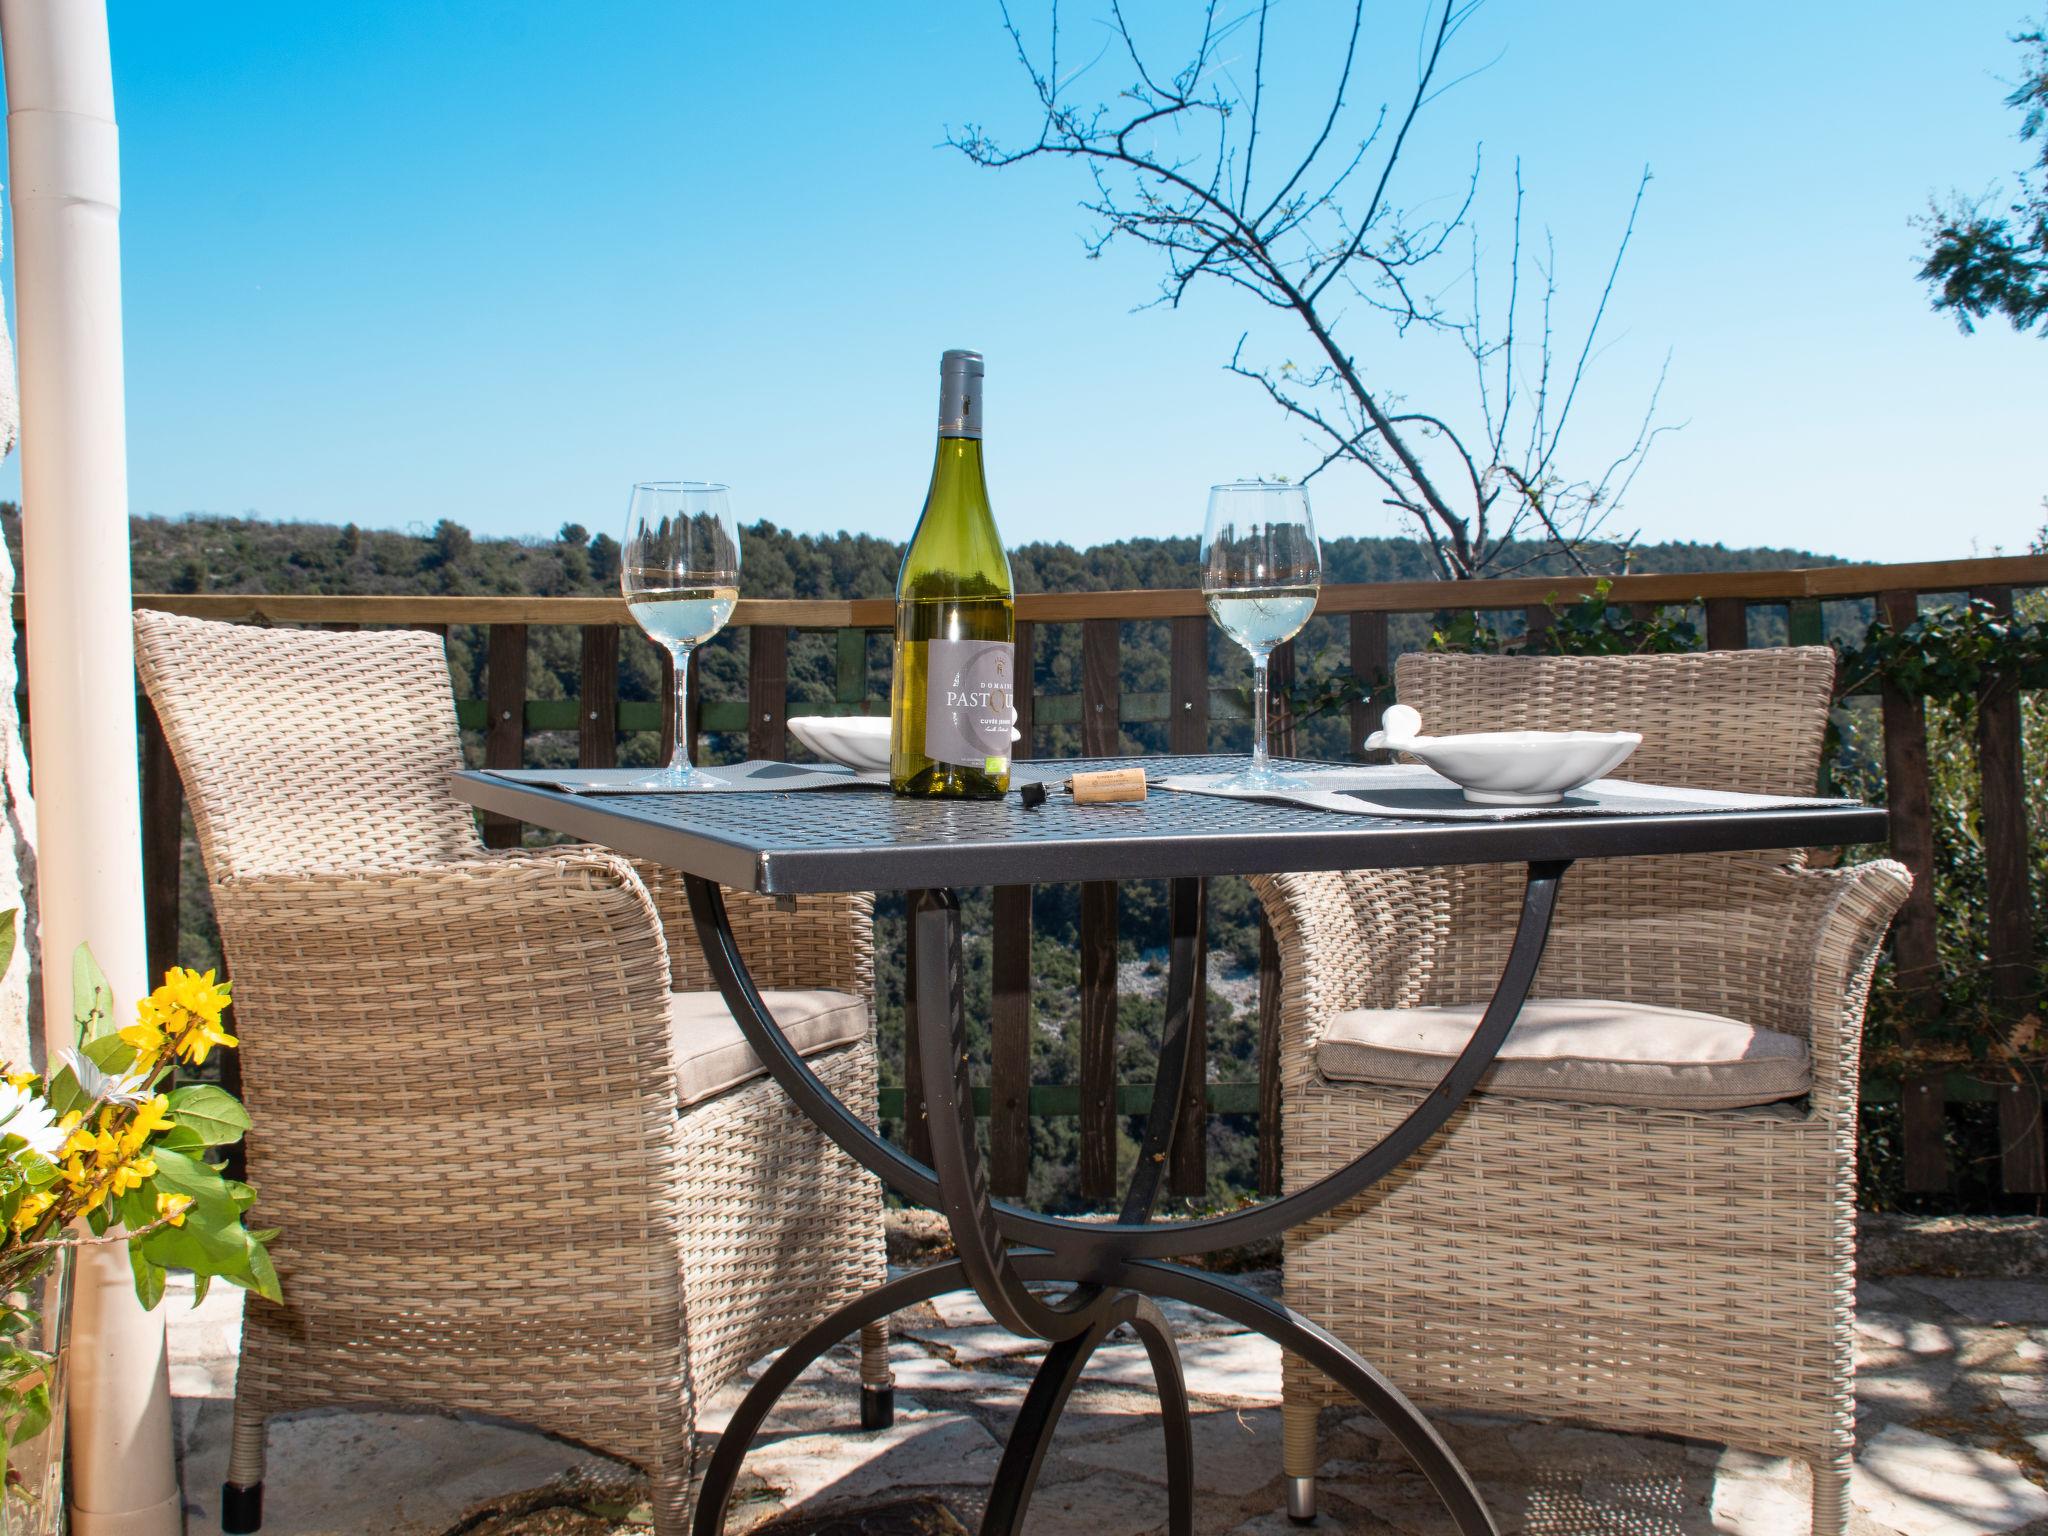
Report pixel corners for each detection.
[134,611,485,879]
[1394,647,1837,796]
[1389,647,1841,1013]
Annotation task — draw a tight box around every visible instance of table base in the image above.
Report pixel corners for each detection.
[685,864,1570,1536]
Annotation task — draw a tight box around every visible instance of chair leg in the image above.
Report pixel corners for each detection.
[859,1319,895,1430]
[221,1397,267,1533]
[1811,1450,1852,1536]
[1283,1397,1318,1524]
[650,1453,692,1536]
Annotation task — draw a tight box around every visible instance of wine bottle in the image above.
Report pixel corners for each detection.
[890,349,1016,798]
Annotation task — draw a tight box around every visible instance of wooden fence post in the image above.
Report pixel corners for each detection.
[578,624,619,769]
[1971,586,2033,1017]
[137,695,182,988]
[749,623,788,761]
[1080,617,1120,1202]
[1704,597,1748,651]
[990,618,1036,1198]
[1168,614,1210,1198]
[1878,591,1940,1017]
[1350,611,1389,757]
[1903,1074,1951,1193]
[1252,638,1297,1196]
[481,623,527,848]
[990,884,1033,1198]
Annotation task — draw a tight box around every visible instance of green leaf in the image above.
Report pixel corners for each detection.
[80,1034,139,1077]
[162,1086,250,1147]
[191,1273,212,1308]
[0,909,16,984]
[71,944,116,1047]
[9,1381,49,1449]
[127,1243,166,1312]
[42,1063,86,1121]
[241,1239,282,1303]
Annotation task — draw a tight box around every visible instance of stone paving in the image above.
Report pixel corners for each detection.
[163,1229,2048,1536]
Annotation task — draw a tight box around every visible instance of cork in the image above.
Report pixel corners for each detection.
[1070,767,1147,804]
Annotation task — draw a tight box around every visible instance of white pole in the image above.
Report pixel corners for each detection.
[0,4,180,1533]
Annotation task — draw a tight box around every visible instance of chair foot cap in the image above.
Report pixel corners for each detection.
[1286,1475,1316,1524]
[222,1481,264,1534]
[860,1384,895,1431]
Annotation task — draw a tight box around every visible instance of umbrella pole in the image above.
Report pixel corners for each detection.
[0,3,181,1532]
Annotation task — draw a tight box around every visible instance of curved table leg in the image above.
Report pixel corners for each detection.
[979,1294,1192,1536]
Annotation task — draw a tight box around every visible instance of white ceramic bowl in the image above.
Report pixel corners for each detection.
[787,716,892,774]
[1366,706,1639,805]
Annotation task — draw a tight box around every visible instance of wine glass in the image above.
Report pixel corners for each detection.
[1201,481,1322,789]
[622,481,741,789]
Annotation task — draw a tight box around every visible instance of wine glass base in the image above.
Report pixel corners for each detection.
[1207,763,1312,794]
[627,764,724,792]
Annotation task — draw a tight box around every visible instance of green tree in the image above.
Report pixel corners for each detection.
[1920,22,2048,335]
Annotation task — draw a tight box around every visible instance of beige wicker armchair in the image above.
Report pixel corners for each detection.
[1253,649,1910,1536]
[134,611,892,1536]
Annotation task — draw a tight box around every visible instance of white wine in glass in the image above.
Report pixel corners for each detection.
[1201,482,1322,790]
[622,482,741,789]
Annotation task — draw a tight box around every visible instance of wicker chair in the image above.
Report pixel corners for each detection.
[1253,649,1910,1536]
[133,611,892,1536]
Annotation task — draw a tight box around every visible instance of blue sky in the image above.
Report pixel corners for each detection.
[2,1,2041,563]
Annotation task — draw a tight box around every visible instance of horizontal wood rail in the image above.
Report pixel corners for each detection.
[36,550,2048,629]
[98,548,2048,1208]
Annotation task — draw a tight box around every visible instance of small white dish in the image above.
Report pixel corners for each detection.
[789,710,1024,775]
[1365,703,1640,805]
[787,716,892,775]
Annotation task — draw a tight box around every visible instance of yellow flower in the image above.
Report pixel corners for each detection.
[120,1095,175,1153]
[10,1190,54,1236]
[107,1154,155,1199]
[154,1192,191,1228]
[125,968,237,1068]
[117,1012,166,1062]
[4,1068,37,1092]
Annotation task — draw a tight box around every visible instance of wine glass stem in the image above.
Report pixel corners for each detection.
[670,643,695,771]
[1251,652,1271,774]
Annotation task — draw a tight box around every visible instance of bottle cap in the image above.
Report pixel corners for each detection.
[938,350,984,437]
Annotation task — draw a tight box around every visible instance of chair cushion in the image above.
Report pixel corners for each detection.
[668,989,870,1109]
[1316,998,1811,1110]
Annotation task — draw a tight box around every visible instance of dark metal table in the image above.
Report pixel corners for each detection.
[454,756,1885,1536]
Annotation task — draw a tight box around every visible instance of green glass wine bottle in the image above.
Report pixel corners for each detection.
[890,349,1016,798]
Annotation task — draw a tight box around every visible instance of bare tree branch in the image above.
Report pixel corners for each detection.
[953,0,1673,578]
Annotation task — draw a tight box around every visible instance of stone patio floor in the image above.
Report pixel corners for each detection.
[164,1238,2048,1536]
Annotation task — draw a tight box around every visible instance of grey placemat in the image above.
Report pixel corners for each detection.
[1155,763,1857,821]
[485,762,892,795]
[485,760,1072,796]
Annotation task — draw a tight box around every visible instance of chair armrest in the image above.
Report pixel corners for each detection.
[628,859,875,1004]
[208,849,687,1189]
[1741,859,1913,1105]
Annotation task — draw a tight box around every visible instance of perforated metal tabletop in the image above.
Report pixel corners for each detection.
[451,755,1887,894]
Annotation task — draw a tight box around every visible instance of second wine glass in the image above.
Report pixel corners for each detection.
[1201,481,1322,790]
[622,481,741,789]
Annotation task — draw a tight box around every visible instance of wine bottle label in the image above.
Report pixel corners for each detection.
[923,638,1014,772]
